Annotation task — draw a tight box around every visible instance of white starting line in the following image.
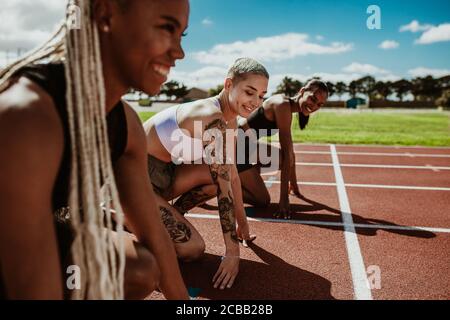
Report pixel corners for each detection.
[293,162,450,171]
[330,144,372,300]
[294,151,450,158]
[292,143,450,151]
[261,180,450,192]
[186,213,450,234]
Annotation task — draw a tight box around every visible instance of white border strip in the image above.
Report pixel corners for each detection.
[295,151,450,158]
[330,144,372,300]
[185,213,450,234]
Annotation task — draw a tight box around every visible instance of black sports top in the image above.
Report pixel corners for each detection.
[0,63,128,298]
[14,62,128,213]
[245,106,278,139]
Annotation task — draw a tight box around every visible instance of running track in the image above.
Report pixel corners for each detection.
[150,143,450,300]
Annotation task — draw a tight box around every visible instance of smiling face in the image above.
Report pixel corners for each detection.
[298,86,328,116]
[97,0,190,95]
[225,74,269,118]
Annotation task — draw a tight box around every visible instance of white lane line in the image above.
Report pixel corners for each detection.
[425,164,440,172]
[292,143,450,151]
[264,176,277,188]
[185,213,450,234]
[294,151,450,158]
[264,180,450,191]
[330,144,372,300]
[344,183,450,191]
[295,162,450,171]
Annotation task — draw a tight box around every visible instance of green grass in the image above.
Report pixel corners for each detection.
[139,112,157,123]
[139,111,450,146]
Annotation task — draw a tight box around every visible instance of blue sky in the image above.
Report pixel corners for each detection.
[170,0,450,93]
[1,0,449,95]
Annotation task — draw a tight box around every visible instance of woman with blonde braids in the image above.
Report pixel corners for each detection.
[0,0,189,299]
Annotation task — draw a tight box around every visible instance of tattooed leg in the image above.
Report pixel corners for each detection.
[159,206,192,243]
[173,185,217,215]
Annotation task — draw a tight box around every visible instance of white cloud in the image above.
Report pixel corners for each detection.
[379,40,399,50]
[193,33,353,65]
[342,63,390,75]
[316,35,324,41]
[399,20,433,33]
[169,66,228,90]
[171,65,402,95]
[415,23,450,44]
[0,0,65,66]
[377,74,402,82]
[201,18,213,26]
[408,67,450,78]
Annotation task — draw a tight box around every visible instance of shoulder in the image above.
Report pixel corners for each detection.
[0,77,64,179]
[121,100,147,156]
[267,94,286,105]
[193,98,222,117]
[180,98,225,130]
[266,94,289,111]
[268,94,292,121]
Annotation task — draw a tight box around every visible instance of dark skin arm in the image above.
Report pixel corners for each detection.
[229,120,256,247]
[273,99,295,219]
[114,104,188,299]
[289,159,301,197]
[0,80,64,299]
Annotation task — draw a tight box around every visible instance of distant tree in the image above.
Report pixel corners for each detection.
[436,89,450,109]
[274,76,303,96]
[411,76,440,102]
[355,76,376,100]
[391,79,412,102]
[325,81,335,98]
[348,80,358,98]
[437,75,450,90]
[373,81,392,100]
[334,81,347,100]
[160,80,188,100]
[208,84,224,97]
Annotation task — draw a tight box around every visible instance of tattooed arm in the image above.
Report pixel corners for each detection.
[204,117,240,289]
[173,185,215,215]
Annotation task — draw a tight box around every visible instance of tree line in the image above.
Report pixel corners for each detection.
[133,74,450,108]
[273,75,450,104]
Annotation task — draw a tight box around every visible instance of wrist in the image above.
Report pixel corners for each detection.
[221,255,240,260]
[225,244,240,257]
[237,215,248,226]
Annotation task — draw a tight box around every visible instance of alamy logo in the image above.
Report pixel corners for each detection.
[366,5,381,30]
[66,4,81,30]
[66,265,81,290]
[366,265,381,289]
[169,122,280,172]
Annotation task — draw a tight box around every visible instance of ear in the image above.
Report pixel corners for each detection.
[224,78,233,91]
[92,0,114,33]
[299,87,305,96]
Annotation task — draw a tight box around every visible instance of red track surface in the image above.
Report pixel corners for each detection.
[150,144,450,300]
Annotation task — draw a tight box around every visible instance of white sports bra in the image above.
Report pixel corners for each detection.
[152,97,221,164]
